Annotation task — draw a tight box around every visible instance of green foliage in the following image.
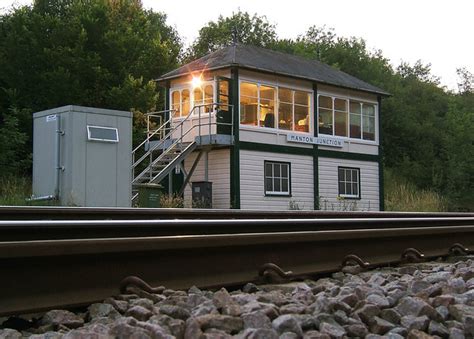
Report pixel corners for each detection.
[384,170,447,212]
[0,176,31,205]
[0,0,182,165]
[186,10,277,60]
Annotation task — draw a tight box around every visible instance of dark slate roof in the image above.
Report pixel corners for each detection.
[158,44,389,96]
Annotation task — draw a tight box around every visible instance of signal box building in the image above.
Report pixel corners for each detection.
[142,44,389,211]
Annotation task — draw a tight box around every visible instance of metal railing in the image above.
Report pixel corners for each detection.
[132,103,234,186]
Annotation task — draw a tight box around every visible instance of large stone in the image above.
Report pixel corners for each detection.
[130,298,154,310]
[380,308,401,324]
[400,315,430,331]
[271,314,303,336]
[196,314,243,334]
[125,305,153,321]
[423,272,451,284]
[406,329,434,339]
[428,320,449,337]
[158,305,191,320]
[104,298,129,314]
[449,327,466,339]
[366,294,390,308]
[337,293,359,308]
[409,280,432,295]
[395,297,438,320]
[40,310,84,329]
[279,303,307,315]
[0,329,21,339]
[353,303,381,325]
[30,331,63,339]
[109,317,152,339]
[238,328,279,339]
[319,322,346,339]
[369,316,395,335]
[343,323,368,337]
[302,330,330,339]
[449,304,474,322]
[88,303,120,320]
[431,294,455,307]
[242,311,272,329]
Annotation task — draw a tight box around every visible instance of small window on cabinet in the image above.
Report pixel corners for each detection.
[338,167,360,199]
[265,161,291,196]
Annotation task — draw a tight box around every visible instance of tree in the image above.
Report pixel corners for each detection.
[0,0,182,173]
[186,10,277,60]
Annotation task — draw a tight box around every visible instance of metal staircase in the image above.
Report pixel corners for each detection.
[131,103,233,203]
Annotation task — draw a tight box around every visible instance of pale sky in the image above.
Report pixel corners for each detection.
[1,0,473,91]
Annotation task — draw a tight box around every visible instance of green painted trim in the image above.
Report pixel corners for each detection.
[230,67,240,209]
[165,83,170,111]
[313,83,319,210]
[318,149,380,162]
[240,141,313,156]
[378,95,384,211]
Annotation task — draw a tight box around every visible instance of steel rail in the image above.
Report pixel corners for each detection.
[1,217,473,241]
[1,206,472,220]
[1,216,473,316]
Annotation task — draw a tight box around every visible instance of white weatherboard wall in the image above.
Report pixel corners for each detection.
[318,157,379,211]
[183,148,230,208]
[240,150,314,210]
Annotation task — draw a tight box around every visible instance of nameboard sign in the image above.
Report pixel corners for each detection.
[286,133,344,148]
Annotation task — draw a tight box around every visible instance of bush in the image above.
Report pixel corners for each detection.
[384,170,447,212]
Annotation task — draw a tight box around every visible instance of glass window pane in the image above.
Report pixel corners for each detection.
[350,101,361,114]
[319,108,333,135]
[240,96,258,126]
[279,88,292,103]
[282,164,288,178]
[319,96,332,109]
[346,183,352,194]
[193,88,203,114]
[350,113,361,138]
[265,162,272,177]
[240,82,258,97]
[339,168,345,181]
[260,85,275,100]
[295,105,309,132]
[363,116,375,141]
[274,178,281,192]
[335,111,347,137]
[204,85,213,99]
[260,98,275,128]
[363,103,375,117]
[294,91,309,106]
[265,177,273,192]
[218,81,229,110]
[182,89,190,116]
[352,183,358,196]
[339,181,345,195]
[274,163,280,177]
[334,98,347,111]
[278,102,292,130]
[172,91,181,117]
[282,179,289,193]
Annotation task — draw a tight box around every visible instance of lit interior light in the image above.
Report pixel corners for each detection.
[191,75,203,88]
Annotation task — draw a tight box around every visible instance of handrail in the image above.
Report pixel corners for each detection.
[132,103,233,185]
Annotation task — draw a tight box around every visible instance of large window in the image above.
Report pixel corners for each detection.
[338,167,360,199]
[265,161,291,196]
[171,84,214,117]
[240,81,310,133]
[319,95,376,141]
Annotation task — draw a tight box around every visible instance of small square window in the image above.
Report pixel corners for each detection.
[338,167,360,199]
[264,161,291,196]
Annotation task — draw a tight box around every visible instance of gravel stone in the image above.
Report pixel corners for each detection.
[343,323,368,337]
[369,316,395,335]
[242,311,272,329]
[196,314,243,334]
[380,308,401,324]
[158,304,191,320]
[40,310,84,329]
[427,320,449,337]
[271,314,303,336]
[366,294,390,308]
[238,328,279,339]
[400,315,430,331]
[354,303,381,325]
[0,329,22,339]
[88,303,120,320]
[125,305,153,321]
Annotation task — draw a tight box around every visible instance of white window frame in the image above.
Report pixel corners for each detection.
[239,79,313,135]
[317,93,378,144]
[87,125,119,143]
[338,167,360,199]
[170,82,215,119]
[264,161,291,196]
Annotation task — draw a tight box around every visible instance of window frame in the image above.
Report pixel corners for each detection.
[87,125,119,143]
[169,81,215,119]
[317,93,378,144]
[239,79,312,134]
[337,166,361,199]
[264,160,292,197]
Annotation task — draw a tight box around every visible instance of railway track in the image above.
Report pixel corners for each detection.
[1,207,473,317]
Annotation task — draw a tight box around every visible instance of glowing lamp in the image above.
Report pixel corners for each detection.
[191,75,202,88]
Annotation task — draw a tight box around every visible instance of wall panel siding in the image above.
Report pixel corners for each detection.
[240,150,314,210]
[184,148,230,208]
[318,157,379,211]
